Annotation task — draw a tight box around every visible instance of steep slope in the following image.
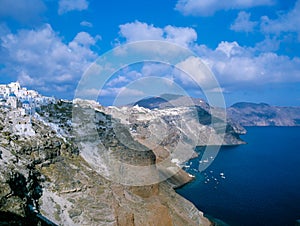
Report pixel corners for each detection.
[0,100,211,226]
[127,94,246,146]
[105,99,245,188]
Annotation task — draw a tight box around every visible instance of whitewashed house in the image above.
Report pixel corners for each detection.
[8,82,21,94]
[7,93,18,109]
[22,100,32,115]
[14,116,35,136]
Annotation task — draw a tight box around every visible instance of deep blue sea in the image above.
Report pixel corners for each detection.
[176,127,300,226]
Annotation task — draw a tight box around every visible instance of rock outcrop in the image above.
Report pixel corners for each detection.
[0,100,212,225]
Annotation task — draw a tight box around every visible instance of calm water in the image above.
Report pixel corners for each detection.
[176,127,300,226]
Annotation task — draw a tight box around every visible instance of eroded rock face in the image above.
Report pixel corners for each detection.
[0,101,212,226]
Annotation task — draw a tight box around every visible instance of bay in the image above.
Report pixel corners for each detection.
[176,127,300,226]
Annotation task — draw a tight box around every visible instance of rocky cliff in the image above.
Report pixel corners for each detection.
[0,100,212,226]
[228,102,300,126]
[125,94,246,146]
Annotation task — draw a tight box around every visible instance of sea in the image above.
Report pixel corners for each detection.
[176,127,300,226]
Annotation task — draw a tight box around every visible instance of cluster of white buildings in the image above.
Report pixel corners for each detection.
[0,82,55,136]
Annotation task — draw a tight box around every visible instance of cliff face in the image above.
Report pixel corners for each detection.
[124,94,246,146]
[0,101,211,226]
[228,102,300,126]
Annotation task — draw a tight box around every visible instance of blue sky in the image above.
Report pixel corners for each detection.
[0,0,300,106]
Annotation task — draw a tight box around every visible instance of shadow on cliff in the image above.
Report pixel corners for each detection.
[0,211,57,226]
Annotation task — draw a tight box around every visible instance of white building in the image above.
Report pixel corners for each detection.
[7,93,18,109]
[0,81,57,116]
[7,108,35,136]
[8,82,21,94]
[22,100,32,115]
[14,116,35,136]
[0,85,10,99]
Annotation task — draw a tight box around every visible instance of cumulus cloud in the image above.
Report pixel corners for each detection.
[175,0,274,16]
[141,63,173,77]
[119,21,164,42]
[196,41,300,87]
[118,21,197,47]
[260,0,300,40]
[164,25,197,47]
[58,0,89,15]
[0,0,46,24]
[254,36,280,52]
[72,31,101,46]
[116,21,300,95]
[106,75,130,87]
[228,1,300,43]
[175,56,223,91]
[0,24,99,96]
[230,11,257,33]
[215,41,245,57]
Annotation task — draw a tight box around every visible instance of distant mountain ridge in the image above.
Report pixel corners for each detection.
[228,102,300,126]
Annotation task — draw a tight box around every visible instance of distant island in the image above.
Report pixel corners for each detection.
[228,102,300,126]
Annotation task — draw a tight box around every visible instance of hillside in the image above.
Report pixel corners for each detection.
[228,102,300,126]
[0,99,211,226]
[3,85,282,225]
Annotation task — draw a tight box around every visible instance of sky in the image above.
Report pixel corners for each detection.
[0,0,300,106]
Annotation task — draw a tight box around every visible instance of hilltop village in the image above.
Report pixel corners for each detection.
[0,82,55,136]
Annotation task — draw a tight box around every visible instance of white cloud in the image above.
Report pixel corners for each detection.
[228,1,300,42]
[18,71,42,86]
[216,41,245,57]
[104,67,142,88]
[260,0,300,40]
[175,56,215,89]
[106,75,130,87]
[0,24,99,96]
[141,63,172,77]
[118,21,197,47]
[195,41,300,86]
[72,32,101,46]
[117,21,300,94]
[230,11,257,33]
[58,0,89,15]
[254,36,280,52]
[0,0,46,23]
[119,21,164,42]
[175,0,274,16]
[164,25,197,47]
[80,20,93,28]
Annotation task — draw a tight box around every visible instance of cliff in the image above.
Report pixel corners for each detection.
[0,100,212,226]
